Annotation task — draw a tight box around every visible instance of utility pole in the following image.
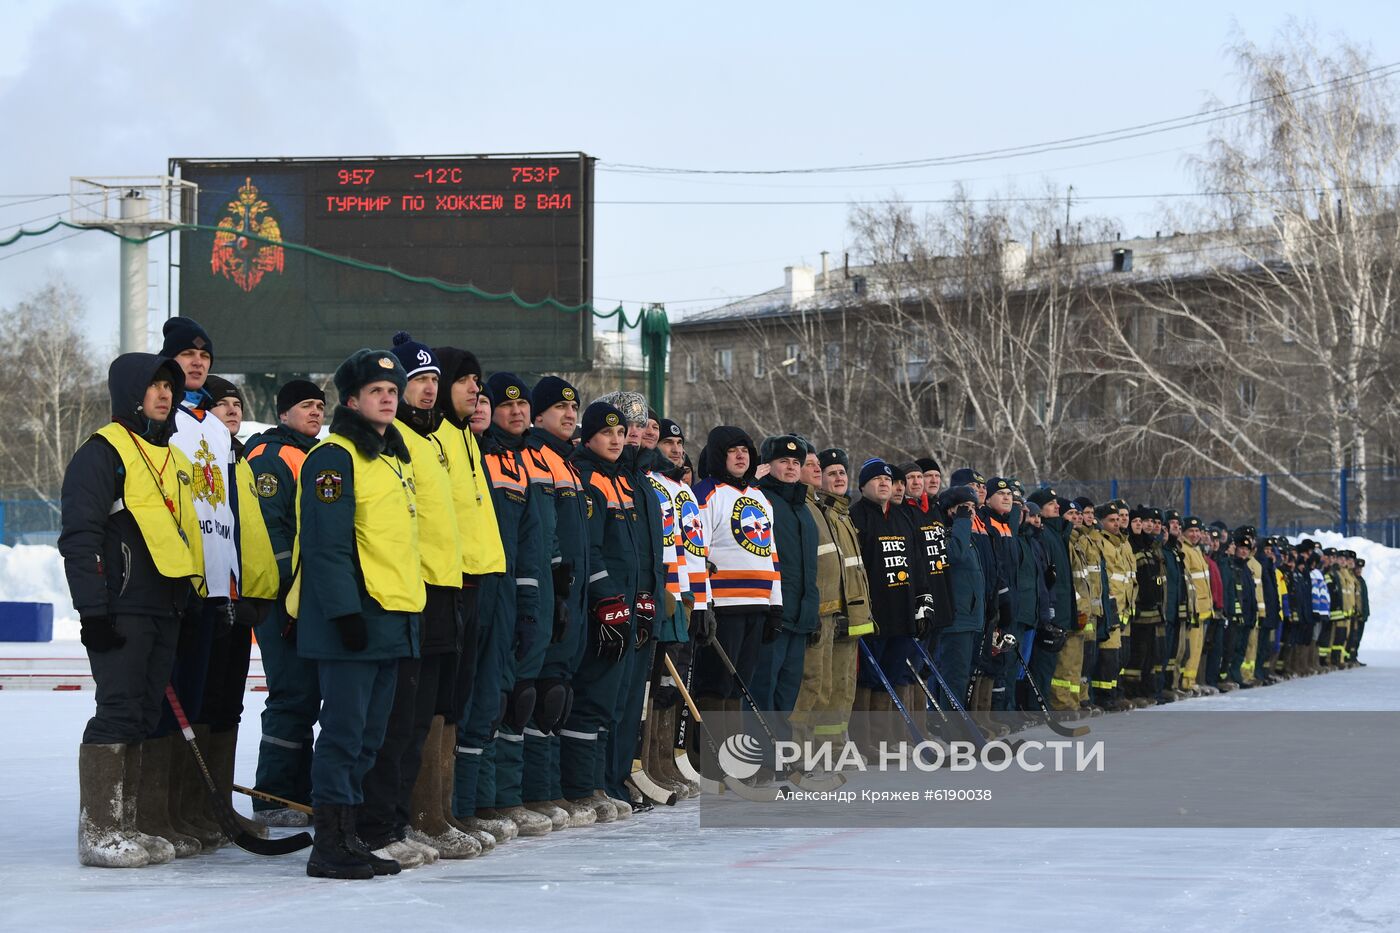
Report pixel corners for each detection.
[71,176,196,355]
[118,190,151,354]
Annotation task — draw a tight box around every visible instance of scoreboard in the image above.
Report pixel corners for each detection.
[170,153,595,374]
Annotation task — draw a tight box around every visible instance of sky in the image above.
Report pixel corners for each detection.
[1,0,1398,363]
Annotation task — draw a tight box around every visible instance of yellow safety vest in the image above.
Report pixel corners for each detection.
[287,433,426,616]
[432,420,506,575]
[233,458,279,599]
[397,419,463,588]
[96,423,207,596]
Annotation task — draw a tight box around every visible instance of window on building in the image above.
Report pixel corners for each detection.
[1066,379,1093,421]
[685,353,698,384]
[1243,308,1260,344]
[1384,443,1398,481]
[1153,316,1168,350]
[962,398,978,431]
[684,412,697,441]
[752,350,766,379]
[714,348,733,382]
[824,342,841,372]
[919,386,945,428]
[784,343,801,376]
[1237,378,1257,414]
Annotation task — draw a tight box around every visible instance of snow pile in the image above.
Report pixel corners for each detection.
[1288,531,1400,650]
[0,544,78,639]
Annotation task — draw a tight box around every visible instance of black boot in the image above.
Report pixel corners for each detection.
[342,807,401,876]
[307,805,373,880]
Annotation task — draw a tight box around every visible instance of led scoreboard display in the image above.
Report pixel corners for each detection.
[170,153,595,374]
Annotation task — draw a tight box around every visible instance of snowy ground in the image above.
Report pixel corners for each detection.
[7,655,1400,932]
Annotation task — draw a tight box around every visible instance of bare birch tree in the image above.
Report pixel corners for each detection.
[0,281,108,508]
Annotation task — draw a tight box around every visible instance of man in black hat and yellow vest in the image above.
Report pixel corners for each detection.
[290,349,425,880]
[61,352,207,867]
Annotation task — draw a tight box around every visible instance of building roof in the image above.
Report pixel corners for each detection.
[672,227,1287,331]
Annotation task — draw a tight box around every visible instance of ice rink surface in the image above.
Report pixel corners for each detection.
[6,653,1400,933]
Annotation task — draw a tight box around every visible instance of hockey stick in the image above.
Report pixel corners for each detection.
[662,652,723,795]
[667,644,706,786]
[856,638,940,767]
[1013,651,1090,738]
[708,640,846,791]
[164,685,312,856]
[903,656,951,728]
[630,650,678,806]
[910,639,988,751]
[233,784,312,815]
[662,652,775,801]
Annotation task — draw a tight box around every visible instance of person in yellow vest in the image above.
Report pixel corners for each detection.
[291,349,425,880]
[430,346,509,852]
[60,353,207,867]
[200,375,278,839]
[356,334,479,867]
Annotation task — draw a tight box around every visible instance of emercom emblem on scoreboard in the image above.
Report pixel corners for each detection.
[169,152,596,376]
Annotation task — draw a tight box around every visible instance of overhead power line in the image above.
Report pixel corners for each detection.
[602,61,1400,176]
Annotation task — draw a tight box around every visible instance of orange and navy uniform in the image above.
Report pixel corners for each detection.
[245,424,319,584]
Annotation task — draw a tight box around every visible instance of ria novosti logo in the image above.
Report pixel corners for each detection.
[717,732,766,779]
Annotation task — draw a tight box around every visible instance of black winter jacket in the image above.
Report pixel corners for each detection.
[850,496,930,637]
[59,353,195,620]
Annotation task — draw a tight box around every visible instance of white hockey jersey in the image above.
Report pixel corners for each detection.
[170,397,239,599]
[691,478,781,610]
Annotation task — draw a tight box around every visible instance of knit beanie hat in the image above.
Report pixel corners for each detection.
[390,331,440,380]
[277,378,325,415]
[580,401,626,443]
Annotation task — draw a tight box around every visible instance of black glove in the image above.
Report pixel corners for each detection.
[514,615,538,662]
[210,598,234,636]
[282,616,298,646]
[763,605,784,644]
[592,595,630,664]
[333,614,367,652]
[1044,564,1057,590]
[914,593,936,638]
[1035,623,1068,653]
[234,598,264,628]
[552,560,574,595]
[80,616,124,653]
[997,598,1014,633]
[634,591,656,650]
[687,607,715,645]
[807,630,821,647]
[833,612,851,641]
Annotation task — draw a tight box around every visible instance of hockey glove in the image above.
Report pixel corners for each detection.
[634,591,657,650]
[687,607,716,645]
[591,595,631,665]
[763,605,784,644]
[514,615,538,663]
[332,614,368,652]
[1035,623,1067,653]
[914,593,936,638]
[80,615,124,653]
[807,630,822,647]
